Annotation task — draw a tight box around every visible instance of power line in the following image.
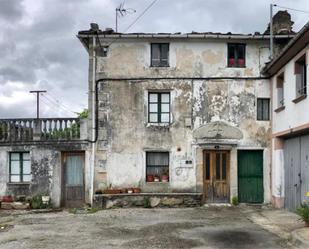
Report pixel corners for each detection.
[40,96,73,116]
[46,92,75,111]
[122,0,158,33]
[43,93,78,115]
[41,95,76,116]
[274,4,309,14]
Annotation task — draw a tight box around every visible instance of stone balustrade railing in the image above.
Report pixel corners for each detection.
[0,118,85,143]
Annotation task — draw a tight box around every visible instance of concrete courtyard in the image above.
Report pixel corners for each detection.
[0,206,304,249]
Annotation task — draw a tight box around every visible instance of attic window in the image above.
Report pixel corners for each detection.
[228,43,246,67]
[151,43,169,67]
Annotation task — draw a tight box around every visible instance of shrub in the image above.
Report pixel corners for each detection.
[143,197,151,208]
[30,195,52,209]
[297,202,309,222]
[231,196,238,206]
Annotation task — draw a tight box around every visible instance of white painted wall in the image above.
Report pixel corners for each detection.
[272,46,309,134]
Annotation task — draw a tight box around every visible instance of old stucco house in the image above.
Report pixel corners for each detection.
[77,11,294,206]
[0,11,302,209]
[263,22,309,211]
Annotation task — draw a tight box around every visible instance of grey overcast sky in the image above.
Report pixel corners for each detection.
[0,0,308,118]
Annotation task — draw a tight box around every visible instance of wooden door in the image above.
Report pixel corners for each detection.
[203,150,230,203]
[238,150,264,203]
[62,152,85,208]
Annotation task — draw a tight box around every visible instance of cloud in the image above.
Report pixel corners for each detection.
[0,0,308,118]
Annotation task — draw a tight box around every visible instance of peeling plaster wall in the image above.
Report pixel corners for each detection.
[0,143,89,207]
[92,38,271,200]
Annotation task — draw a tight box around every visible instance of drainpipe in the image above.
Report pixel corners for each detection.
[90,35,96,205]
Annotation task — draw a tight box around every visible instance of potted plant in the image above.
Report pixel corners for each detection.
[2,195,13,203]
[297,202,309,227]
[154,175,160,182]
[133,187,141,193]
[146,175,154,182]
[161,169,169,182]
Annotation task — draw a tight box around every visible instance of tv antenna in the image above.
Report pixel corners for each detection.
[115,1,136,32]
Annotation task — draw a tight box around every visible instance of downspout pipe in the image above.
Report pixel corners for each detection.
[90,36,96,205]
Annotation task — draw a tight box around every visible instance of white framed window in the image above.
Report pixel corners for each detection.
[148,92,170,123]
[9,152,31,183]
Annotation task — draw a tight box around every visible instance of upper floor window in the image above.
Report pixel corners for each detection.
[276,72,285,109]
[257,98,270,121]
[295,54,307,97]
[228,43,246,67]
[148,92,170,123]
[9,152,31,183]
[151,43,169,67]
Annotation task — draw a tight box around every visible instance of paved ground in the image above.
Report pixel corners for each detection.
[0,206,304,249]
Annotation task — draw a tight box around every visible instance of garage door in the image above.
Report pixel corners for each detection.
[238,150,264,203]
[284,135,309,211]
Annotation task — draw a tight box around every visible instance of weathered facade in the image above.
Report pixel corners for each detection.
[263,22,309,210]
[78,18,293,204]
[0,118,90,207]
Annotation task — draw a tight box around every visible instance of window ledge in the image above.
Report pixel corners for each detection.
[146,182,169,184]
[292,94,307,104]
[274,106,285,113]
[146,123,170,128]
[7,182,31,185]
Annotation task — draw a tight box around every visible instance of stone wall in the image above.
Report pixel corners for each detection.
[93,193,203,209]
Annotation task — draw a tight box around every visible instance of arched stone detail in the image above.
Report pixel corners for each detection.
[193,121,243,140]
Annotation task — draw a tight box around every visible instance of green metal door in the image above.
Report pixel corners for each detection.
[238,150,264,203]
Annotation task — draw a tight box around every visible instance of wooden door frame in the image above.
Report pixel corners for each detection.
[61,151,85,208]
[202,150,230,203]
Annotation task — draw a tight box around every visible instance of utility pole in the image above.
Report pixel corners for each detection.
[29,90,46,119]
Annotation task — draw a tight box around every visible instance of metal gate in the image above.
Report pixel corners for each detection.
[284,135,309,210]
[238,150,264,203]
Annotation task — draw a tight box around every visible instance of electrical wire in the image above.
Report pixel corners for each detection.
[40,95,76,116]
[40,98,72,117]
[42,93,78,115]
[45,92,76,112]
[274,4,309,14]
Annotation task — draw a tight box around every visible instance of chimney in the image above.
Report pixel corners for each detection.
[264,10,295,35]
[90,23,100,32]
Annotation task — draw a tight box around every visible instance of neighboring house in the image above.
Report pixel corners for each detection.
[263,22,309,210]
[77,12,294,205]
[0,118,89,208]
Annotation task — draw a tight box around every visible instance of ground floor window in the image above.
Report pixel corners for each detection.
[9,152,31,182]
[146,152,169,182]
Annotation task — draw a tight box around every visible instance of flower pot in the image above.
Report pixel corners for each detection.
[127,189,133,194]
[133,188,141,193]
[2,196,13,203]
[147,175,154,182]
[154,176,160,182]
[238,58,245,67]
[42,196,50,204]
[103,189,122,194]
[229,58,235,66]
[161,175,169,182]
